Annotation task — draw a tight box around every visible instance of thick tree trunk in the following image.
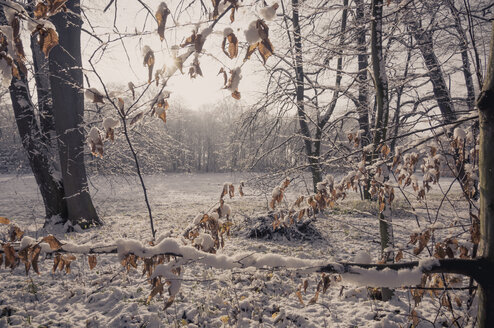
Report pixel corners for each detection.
[476,21,494,328]
[0,4,67,222]
[31,35,56,146]
[49,0,101,226]
[9,73,67,220]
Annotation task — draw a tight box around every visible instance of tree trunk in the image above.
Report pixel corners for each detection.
[408,20,456,124]
[8,72,67,220]
[48,0,101,226]
[447,0,475,112]
[354,0,372,200]
[370,0,393,301]
[476,21,494,328]
[291,0,322,192]
[0,4,67,222]
[354,0,370,145]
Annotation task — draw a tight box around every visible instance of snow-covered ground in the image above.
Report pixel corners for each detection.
[0,173,476,327]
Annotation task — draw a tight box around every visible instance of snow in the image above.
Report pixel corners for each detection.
[141,45,153,58]
[0,173,476,327]
[343,265,423,288]
[0,57,12,87]
[88,126,102,143]
[454,127,466,140]
[28,19,57,33]
[2,1,27,24]
[244,21,260,44]
[227,67,242,92]
[194,232,215,251]
[354,250,371,264]
[223,27,233,37]
[259,3,278,21]
[102,117,120,130]
[192,213,203,225]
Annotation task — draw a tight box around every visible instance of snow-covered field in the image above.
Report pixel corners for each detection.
[0,173,476,327]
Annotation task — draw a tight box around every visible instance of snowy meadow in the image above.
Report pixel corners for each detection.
[0,172,476,327]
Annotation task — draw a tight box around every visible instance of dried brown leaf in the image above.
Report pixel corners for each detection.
[258,39,273,64]
[231,90,241,100]
[164,295,175,310]
[156,3,170,41]
[31,245,41,275]
[395,250,403,262]
[88,255,97,270]
[42,235,63,250]
[143,49,155,83]
[244,42,258,62]
[295,290,304,306]
[222,33,238,59]
[308,291,319,305]
[147,282,164,304]
[38,27,59,57]
[9,225,24,242]
[53,254,61,273]
[0,217,10,224]
[3,243,16,269]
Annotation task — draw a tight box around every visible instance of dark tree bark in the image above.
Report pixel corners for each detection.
[1,3,67,221]
[8,72,67,219]
[476,21,494,328]
[31,34,55,146]
[48,0,101,226]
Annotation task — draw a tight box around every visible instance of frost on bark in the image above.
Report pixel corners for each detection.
[48,0,101,226]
